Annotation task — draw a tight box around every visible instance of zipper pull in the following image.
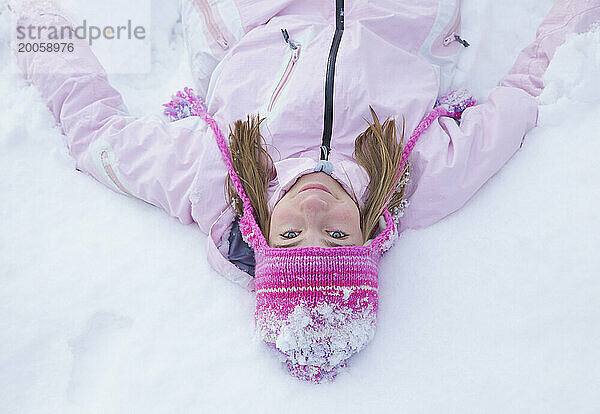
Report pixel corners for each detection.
[216,36,229,50]
[320,145,330,161]
[281,28,298,50]
[443,32,470,48]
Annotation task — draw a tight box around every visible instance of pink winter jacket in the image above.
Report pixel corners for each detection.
[16,0,599,290]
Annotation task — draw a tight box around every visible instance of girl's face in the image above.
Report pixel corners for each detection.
[269,172,363,248]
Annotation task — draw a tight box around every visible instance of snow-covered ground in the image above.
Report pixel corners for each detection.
[1,1,599,413]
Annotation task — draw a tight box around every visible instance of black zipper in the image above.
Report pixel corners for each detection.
[320,0,344,161]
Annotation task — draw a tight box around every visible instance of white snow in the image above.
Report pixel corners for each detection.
[1,0,599,413]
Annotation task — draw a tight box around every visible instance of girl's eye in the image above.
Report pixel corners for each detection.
[328,230,347,239]
[281,230,300,239]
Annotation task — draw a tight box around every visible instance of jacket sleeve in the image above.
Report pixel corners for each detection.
[501,0,600,98]
[16,11,227,228]
[399,0,600,231]
[399,86,538,231]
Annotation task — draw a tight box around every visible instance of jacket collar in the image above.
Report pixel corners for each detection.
[267,157,370,212]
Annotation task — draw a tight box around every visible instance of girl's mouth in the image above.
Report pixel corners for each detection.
[299,184,332,195]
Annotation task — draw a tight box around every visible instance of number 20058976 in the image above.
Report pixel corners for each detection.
[17,42,74,52]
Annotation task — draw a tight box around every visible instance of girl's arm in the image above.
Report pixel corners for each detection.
[400,86,537,231]
[400,0,600,231]
[16,10,228,229]
[501,0,600,98]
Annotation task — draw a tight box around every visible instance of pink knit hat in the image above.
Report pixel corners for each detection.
[253,240,389,382]
[164,88,475,383]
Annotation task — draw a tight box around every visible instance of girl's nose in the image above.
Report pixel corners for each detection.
[299,195,328,218]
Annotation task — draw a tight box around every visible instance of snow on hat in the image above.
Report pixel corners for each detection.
[164,87,475,383]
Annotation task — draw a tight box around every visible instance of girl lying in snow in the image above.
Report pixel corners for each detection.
[8,0,600,382]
